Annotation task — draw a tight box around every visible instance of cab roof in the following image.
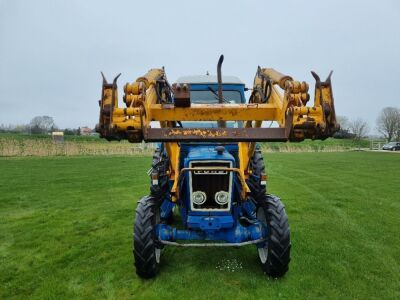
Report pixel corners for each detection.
[176,75,244,85]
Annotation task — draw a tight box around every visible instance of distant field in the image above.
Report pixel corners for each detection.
[0,133,152,156]
[1,152,399,299]
[0,133,372,156]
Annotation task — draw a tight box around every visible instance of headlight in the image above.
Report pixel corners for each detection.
[192,191,207,205]
[215,191,229,205]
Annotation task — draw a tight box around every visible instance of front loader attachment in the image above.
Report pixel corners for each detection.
[96,72,143,142]
[290,71,339,141]
[96,73,121,141]
[96,58,339,143]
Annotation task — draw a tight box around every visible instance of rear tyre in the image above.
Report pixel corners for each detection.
[257,194,291,277]
[133,195,161,278]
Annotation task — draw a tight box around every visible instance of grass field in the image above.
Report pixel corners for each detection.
[1,152,399,299]
[260,138,371,152]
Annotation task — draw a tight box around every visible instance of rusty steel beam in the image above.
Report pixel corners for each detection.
[144,127,289,142]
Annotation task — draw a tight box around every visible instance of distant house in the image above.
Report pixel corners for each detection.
[80,127,92,136]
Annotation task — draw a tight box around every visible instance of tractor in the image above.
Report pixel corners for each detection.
[96,55,338,278]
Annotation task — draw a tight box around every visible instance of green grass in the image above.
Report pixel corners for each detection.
[261,138,371,152]
[1,152,399,299]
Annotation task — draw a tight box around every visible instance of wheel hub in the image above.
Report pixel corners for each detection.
[256,206,268,263]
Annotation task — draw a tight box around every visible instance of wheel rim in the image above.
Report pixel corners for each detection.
[155,248,161,264]
[256,207,268,264]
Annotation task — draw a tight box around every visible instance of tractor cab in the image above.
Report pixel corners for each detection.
[176,75,246,104]
[175,75,246,128]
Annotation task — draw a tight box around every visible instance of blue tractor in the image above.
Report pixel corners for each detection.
[134,143,291,278]
[96,55,338,279]
[133,74,290,278]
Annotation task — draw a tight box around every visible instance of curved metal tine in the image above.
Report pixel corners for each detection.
[101,72,108,85]
[325,70,334,84]
[311,71,320,83]
[112,73,122,87]
[311,70,334,85]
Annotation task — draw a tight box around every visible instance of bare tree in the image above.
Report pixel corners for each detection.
[396,124,400,141]
[336,115,349,130]
[349,118,369,149]
[30,116,56,134]
[333,115,354,139]
[376,107,400,142]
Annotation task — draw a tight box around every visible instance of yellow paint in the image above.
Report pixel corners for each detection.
[164,142,180,202]
[149,104,279,121]
[238,142,251,196]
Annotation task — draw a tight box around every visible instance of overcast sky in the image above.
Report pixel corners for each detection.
[1,0,399,131]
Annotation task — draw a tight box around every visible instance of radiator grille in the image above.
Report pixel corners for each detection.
[189,161,232,210]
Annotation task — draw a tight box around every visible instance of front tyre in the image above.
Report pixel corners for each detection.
[247,147,267,201]
[133,195,161,278]
[257,194,291,277]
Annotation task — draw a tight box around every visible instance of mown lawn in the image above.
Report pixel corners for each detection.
[0,152,399,299]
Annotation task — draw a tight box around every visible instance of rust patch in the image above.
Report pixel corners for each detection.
[144,128,289,142]
[168,129,228,138]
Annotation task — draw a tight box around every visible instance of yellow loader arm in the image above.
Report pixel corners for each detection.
[96,65,339,143]
[250,67,339,141]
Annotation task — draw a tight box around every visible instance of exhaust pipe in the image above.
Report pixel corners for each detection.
[217,54,226,128]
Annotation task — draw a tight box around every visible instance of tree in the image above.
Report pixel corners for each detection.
[0,124,6,133]
[29,116,56,134]
[337,115,349,130]
[333,115,354,139]
[396,124,400,141]
[0,123,29,134]
[63,128,80,135]
[13,124,30,133]
[376,107,400,142]
[349,118,369,148]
